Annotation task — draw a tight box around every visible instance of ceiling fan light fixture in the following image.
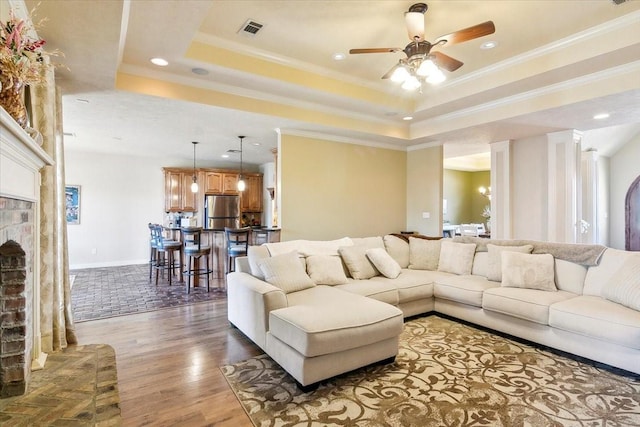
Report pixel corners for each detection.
[401,75,421,91]
[390,65,410,83]
[426,68,446,84]
[416,57,437,77]
[404,11,425,41]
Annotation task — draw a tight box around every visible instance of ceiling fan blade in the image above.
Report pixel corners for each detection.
[432,51,463,72]
[434,21,495,46]
[349,48,403,54]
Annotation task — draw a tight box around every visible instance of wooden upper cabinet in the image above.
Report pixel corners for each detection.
[163,168,197,212]
[222,173,239,194]
[241,174,263,212]
[204,172,223,193]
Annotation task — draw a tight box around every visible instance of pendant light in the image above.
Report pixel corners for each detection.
[190,141,199,193]
[237,136,246,192]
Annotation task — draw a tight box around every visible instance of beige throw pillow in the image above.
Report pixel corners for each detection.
[383,235,410,268]
[339,245,379,280]
[601,255,640,311]
[408,237,441,271]
[487,244,534,282]
[437,241,477,275]
[257,251,315,293]
[366,248,401,279]
[306,255,349,285]
[501,252,557,291]
[247,245,271,280]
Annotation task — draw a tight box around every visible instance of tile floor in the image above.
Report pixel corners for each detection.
[71,263,226,322]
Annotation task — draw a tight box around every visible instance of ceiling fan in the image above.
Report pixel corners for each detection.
[349,3,495,90]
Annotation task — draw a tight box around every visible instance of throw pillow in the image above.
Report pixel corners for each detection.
[366,247,401,279]
[501,252,557,291]
[305,255,349,285]
[601,255,640,311]
[339,245,379,280]
[486,244,534,282]
[257,251,315,293]
[408,237,441,271]
[437,241,477,275]
[247,245,270,280]
[383,234,409,268]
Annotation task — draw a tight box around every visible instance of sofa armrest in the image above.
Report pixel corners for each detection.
[227,271,287,350]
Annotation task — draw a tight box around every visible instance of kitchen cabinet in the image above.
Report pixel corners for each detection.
[204,171,238,194]
[163,168,198,212]
[241,174,263,213]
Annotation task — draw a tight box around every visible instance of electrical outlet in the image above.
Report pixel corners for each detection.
[422,212,430,219]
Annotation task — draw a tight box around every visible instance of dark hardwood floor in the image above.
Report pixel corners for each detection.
[74,299,262,426]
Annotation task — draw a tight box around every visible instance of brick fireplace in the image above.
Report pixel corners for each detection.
[0,109,53,397]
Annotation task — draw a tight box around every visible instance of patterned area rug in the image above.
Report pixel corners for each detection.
[221,316,640,427]
[0,344,121,426]
[71,264,226,322]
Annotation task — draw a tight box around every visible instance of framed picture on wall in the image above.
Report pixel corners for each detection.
[65,185,81,225]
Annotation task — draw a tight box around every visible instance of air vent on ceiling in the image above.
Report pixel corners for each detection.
[611,0,627,4]
[238,19,264,36]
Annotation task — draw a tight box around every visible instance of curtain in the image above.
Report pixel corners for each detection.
[31,61,77,352]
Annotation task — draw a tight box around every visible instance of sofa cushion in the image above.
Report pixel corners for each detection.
[549,295,640,350]
[265,237,354,257]
[483,287,576,324]
[583,248,633,296]
[339,245,379,280]
[601,255,640,311]
[269,286,403,357]
[435,275,500,307]
[372,269,443,303]
[336,279,399,305]
[554,258,587,294]
[383,234,409,268]
[501,252,557,292]
[248,245,270,280]
[366,248,401,279]
[408,237,441,271]
[487,244,533,282]
[257,251,315,293]
[471,251,488,277]
[305,255,349,285]
[438,241,476,275]
[351,236,385,249]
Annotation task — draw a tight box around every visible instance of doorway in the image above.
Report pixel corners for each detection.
[626,174,640,251]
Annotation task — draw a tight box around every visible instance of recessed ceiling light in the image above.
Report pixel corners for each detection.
[221,154,230,158]
[332,52,346,61]
[593,113,610,120]
[480,41,498,50]
[150,57,169,66]
[403,116,413,121]
[191,67,209,75]
[252,142,261,146]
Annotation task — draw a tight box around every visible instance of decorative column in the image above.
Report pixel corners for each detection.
[580,150,599,244]
[547,130,582,243]
[490,140,512,239]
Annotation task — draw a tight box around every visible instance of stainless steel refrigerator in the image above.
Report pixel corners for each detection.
[204,195,240,229]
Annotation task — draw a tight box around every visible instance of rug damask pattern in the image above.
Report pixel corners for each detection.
[221,316,640,427]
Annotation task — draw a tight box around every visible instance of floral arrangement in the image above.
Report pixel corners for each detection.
[0,7,52,87]
[481,204,491,221]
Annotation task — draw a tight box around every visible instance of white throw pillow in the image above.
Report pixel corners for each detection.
[383,234,409,268]
[366,247,401,279]
[487,244,534,282]
[601,255,640,311]
[305,255,349,285]
[339,245,379,280]
[437,241,476,275]
[257,251,315,293]
[247,245,270,280]
[501,252,557,291]
[408,237,441,271]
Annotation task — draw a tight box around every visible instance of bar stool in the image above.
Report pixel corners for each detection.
[224,227,250,274]
[182,227,212,293]
[151,224,181,285]
[148,223,158,281]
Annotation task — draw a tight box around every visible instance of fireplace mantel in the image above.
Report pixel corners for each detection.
[0,108,53,371]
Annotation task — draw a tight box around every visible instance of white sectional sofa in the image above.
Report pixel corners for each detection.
[227,234,640,388]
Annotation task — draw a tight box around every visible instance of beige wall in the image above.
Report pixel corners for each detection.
[443,169,490,225]
[406,146,443,236]
[280,134,406,240]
